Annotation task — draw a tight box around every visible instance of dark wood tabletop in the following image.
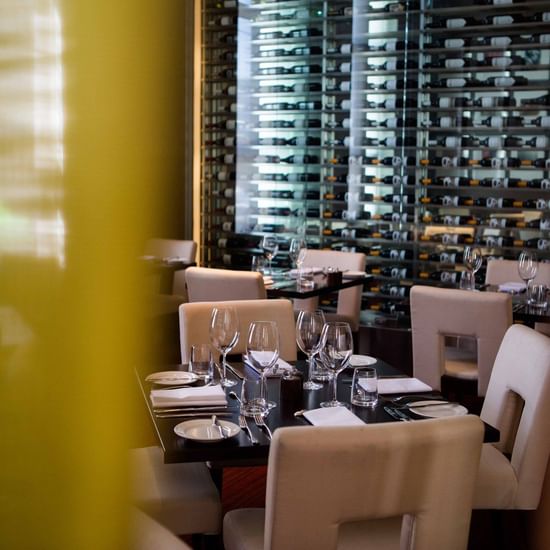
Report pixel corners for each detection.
[266,273,370,299]
[138,359,499,464]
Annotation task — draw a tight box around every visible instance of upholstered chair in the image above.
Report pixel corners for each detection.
[130,446,221,536]
[410,285,512,396]
[144,238,197,264]
[185,266,267,302]
[132,508,194,550]
[224,416,484,550]
[179,298,296,364]
[485,258,550,286]
[293,249,366,331]
[474,324,550,510]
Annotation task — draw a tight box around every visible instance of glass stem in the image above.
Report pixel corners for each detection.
[260,372,267,405]
[332,372,338,402]
[307,354,314,383]
[221,352,227,383]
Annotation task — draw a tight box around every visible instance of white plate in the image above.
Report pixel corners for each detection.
[409,401,468,418]
[174,419,240,442]
[349,355,377,367]
[145,371,198,386]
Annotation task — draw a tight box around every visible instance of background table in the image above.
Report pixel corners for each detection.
[266,274,370,299]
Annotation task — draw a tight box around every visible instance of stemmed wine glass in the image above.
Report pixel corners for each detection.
[261,235,279,275]
[518,250,538,302]
[318,322,353,408]
[295,310,325,391]
[463,246,482,287]
[246,321,280,414]
[209,307,239,388]
[288,238,307,269]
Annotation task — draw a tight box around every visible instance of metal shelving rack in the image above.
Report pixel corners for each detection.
[199,0,550,327]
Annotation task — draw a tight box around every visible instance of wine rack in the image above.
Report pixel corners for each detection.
[199,0,550,328]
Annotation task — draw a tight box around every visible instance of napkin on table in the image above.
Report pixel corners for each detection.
[289,267,324,277]
[244,357,295,377]
[377,377,432,395]
[150,384,227,408]
[303,406,365,426]
[498,282,526,294]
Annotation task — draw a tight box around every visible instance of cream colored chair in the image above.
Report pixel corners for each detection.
[185,266,267,302]
[224,416,484,550]
[144,238,197,264]
[294,249,366,331]
[410,286,512,396]
[130,446,221,536]
[474,324,550,510]
[485,258,550,287]
[132,508,194,550]
[179,298,296,364]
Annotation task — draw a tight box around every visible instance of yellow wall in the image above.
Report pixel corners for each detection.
[0,1,190,548]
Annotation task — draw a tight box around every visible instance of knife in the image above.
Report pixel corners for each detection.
[156,412,232,419]
[384,406,411,422]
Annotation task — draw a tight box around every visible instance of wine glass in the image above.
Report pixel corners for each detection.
[246,321,280,414]
[288,238,307,269]
[518,250,538,302]
[261,235,279,275]
[464,246,482,274]
[318,322,353,408]
[209,307,239,388]
[296,310,325,391]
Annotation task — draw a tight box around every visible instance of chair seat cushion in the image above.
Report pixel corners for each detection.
[444,347,478,380]
[131,446,221,535]
[224,508,265,550]
[473,443,518,509]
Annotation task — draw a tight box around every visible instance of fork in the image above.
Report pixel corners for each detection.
[238,415,259,445]
[253,413,273,440]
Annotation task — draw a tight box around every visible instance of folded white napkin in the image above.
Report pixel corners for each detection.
[289,267,323,277]
[304,406,364,426]
[150,384,227,408]
[245,357,295,377]
[377,378,432,395]
[342,270,367,279]
[498,281,526,294]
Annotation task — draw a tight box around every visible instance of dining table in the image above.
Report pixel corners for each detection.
[137,358,500,467]
[265,271,370,299]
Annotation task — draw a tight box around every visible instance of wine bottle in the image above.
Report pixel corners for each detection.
[205,119,236,130]
[474,96,516,107]
[490,55,526,68]
[480,137,524,148]
[424,58,479,69]
[209,15,237,26]
[291,64,322,74]
[286,136,321,146]
[380,79,419,90]
[421,195,474,206]
[421,156,472,167]
[288,28,322,38]
[487,14,524,25]
[474,197,522,208]
[522,94,550,106]
[480,177,527,188]
[427,16,478,28]
[379,117,416,128]
[256,189,294,199]
[216,170,235,182]
[433,116,472,128]
[290,46,322,56]
[327,6,353,16]
[485,76,528,87]
[287,173,320,183]
[481,116,523,128]
[377,194,415,205]
[378,284,410,297]
[533,158,550,169]
[426,78,481,88]
[524,238,550,250]
[281,154,319,165]
[219,33,236,44]
[379,248,414,260]
[378,97,418,109]
[372,59,418,71]
[218,68,236,79]
[528,178,550,189]
[383,40,419,51]
[381,212,415,223]
[525,136,549,148]
[379,136,417,147]
[420,270,459,284]
[206,153,235,164]
[482,236,517,248]
[222,84,237,96]
[432,215,476,227]
[430,136,478,148]
[430,176,480,187]
[381,266,413,279]
[296,100,322,110]
[530,116,550,128]
[384,1,420,13]
[211,187,235,199]
[258,137,287,146]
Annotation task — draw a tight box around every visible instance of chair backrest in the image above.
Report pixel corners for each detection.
[481,324,550,509]
[178,299,296,363]
[264,416,483,550]
[295,249,366,331]
[410,285,512,396]
[485,258,550,286]
[185,266,267,302]
[144,238,197,264]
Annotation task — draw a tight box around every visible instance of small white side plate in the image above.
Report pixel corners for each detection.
[174,419,240,442]
[145,371,198,386]
[349,354,377,367]
[409,401,468,418]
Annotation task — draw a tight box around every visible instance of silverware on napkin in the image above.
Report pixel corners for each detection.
[156,411,232,419]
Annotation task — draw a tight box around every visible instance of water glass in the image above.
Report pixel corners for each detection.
[298,267,315,289]
[189,344,213,383]
[251,255,266,273]
[240,374,267,417]
[459,270,475,291]
[528,284,548,308]
[289,238,307,269]
[295,310,325,390]
[351,367,378,408]
[518,250,538,302]
[209,306,239,388]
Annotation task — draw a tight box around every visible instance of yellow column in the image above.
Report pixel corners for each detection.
[0,1,189,548]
